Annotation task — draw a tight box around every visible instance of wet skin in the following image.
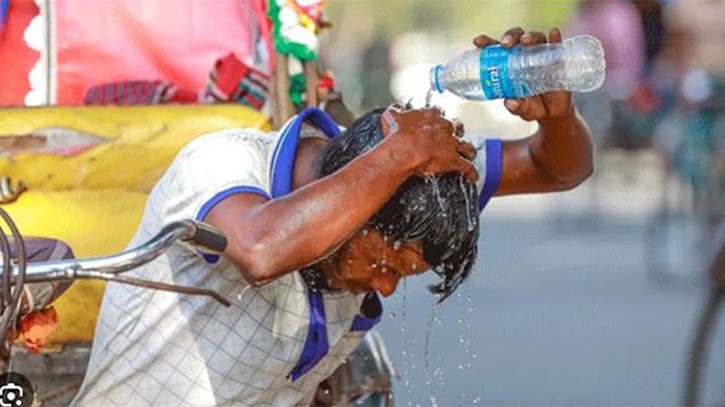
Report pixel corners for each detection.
[205,27,594,297]
[318,226,430,297]
[205,105,477,292]
[293,106,468,297]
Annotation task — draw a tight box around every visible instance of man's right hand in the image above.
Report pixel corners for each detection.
[381,106,478,183]
[207,106,479,286]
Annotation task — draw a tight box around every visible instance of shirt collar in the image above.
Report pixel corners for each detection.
[268,107,342,199]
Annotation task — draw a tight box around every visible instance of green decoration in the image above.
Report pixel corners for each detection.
[267,1,318,61]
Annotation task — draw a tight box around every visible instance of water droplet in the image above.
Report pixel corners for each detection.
[426,88,434,108]
[361,229,369,237]
[460,177,476,232]
[389,312,396,318]
[427,176,447,214]
[458,364,463,370]
[401,279,415,404]
[237,285,251,301]
[393,240,402,250]
[424,304,443,407]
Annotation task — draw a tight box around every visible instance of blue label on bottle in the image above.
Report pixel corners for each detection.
[480,46,530,99]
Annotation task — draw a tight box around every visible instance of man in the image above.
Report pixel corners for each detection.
[72,28,592,406]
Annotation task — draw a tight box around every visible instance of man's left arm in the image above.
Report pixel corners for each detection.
[474,27,594,196]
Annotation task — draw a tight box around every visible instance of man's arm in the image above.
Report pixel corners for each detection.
[206,108,477,286]
[473,28,594,196]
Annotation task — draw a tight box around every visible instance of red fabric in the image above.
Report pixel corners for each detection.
[169,87,201,103]
[213,53,253,95]
[19,307,58,354]
[0,0,39,106]
[318,74,335,91]
[204,53,269,109]
[84,54,269,110]
[55,0,273,105]
[0,0,274,106]
[84,80,199,105]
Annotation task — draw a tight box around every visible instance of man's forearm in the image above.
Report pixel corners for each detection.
[529,109,593,188]
[209,107,476,285]
[215,137,420,285]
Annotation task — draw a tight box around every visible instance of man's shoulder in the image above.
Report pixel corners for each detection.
[167,126,279,178]
[184,127,277,153]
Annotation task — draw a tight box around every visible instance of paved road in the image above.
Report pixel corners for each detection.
[379,213,724,406]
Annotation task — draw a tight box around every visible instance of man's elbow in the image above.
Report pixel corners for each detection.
[230,239,282,287]
[557,160,594,191]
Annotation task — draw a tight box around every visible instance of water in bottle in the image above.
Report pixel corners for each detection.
[430,35,606,101]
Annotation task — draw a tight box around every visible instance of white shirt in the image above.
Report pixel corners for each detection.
[72,108,501,407]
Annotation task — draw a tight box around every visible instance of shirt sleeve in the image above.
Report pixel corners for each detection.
[463,134,503,213]
[155,129,272,262]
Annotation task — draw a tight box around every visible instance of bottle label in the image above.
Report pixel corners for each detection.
[479,46,530,99]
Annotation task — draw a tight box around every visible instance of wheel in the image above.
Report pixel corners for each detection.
[684,288,725,406]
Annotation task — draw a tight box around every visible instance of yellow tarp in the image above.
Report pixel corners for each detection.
[1,105,271,192]
[4,190,146,343]
[1,104,271,343]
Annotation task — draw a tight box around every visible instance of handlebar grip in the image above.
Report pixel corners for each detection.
[189,222,228,254]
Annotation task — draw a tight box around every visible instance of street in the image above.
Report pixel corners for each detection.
[380,186,724,406]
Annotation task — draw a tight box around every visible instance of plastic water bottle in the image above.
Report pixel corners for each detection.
[429,35,606,101]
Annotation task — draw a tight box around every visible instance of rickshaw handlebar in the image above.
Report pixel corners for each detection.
[190,220,229,254]
[6,220,231,307]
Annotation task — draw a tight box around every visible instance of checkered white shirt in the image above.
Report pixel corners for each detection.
[72,108,501,407]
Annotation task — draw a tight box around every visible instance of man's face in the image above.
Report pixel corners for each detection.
[329,227,429,297]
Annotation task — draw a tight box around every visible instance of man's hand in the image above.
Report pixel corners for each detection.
[472,27,594,195]
[473,27,574,122]
[381,106,478,183]
[207,106,479,286]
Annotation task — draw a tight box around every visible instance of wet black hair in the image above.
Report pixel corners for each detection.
[317,108,479,303]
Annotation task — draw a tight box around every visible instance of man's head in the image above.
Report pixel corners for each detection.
[316,107,479,302]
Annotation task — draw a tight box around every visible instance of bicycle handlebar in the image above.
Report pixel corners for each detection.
[189,221,228,254]
[6,220,231,306]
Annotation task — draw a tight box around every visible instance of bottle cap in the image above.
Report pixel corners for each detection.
[430,65,444,93]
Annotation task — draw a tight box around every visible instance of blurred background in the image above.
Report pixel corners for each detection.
[320,1,725,405]
[1,0,724,405]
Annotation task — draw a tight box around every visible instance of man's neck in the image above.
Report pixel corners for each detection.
[291,132,329,191]
[289,126,349,291]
